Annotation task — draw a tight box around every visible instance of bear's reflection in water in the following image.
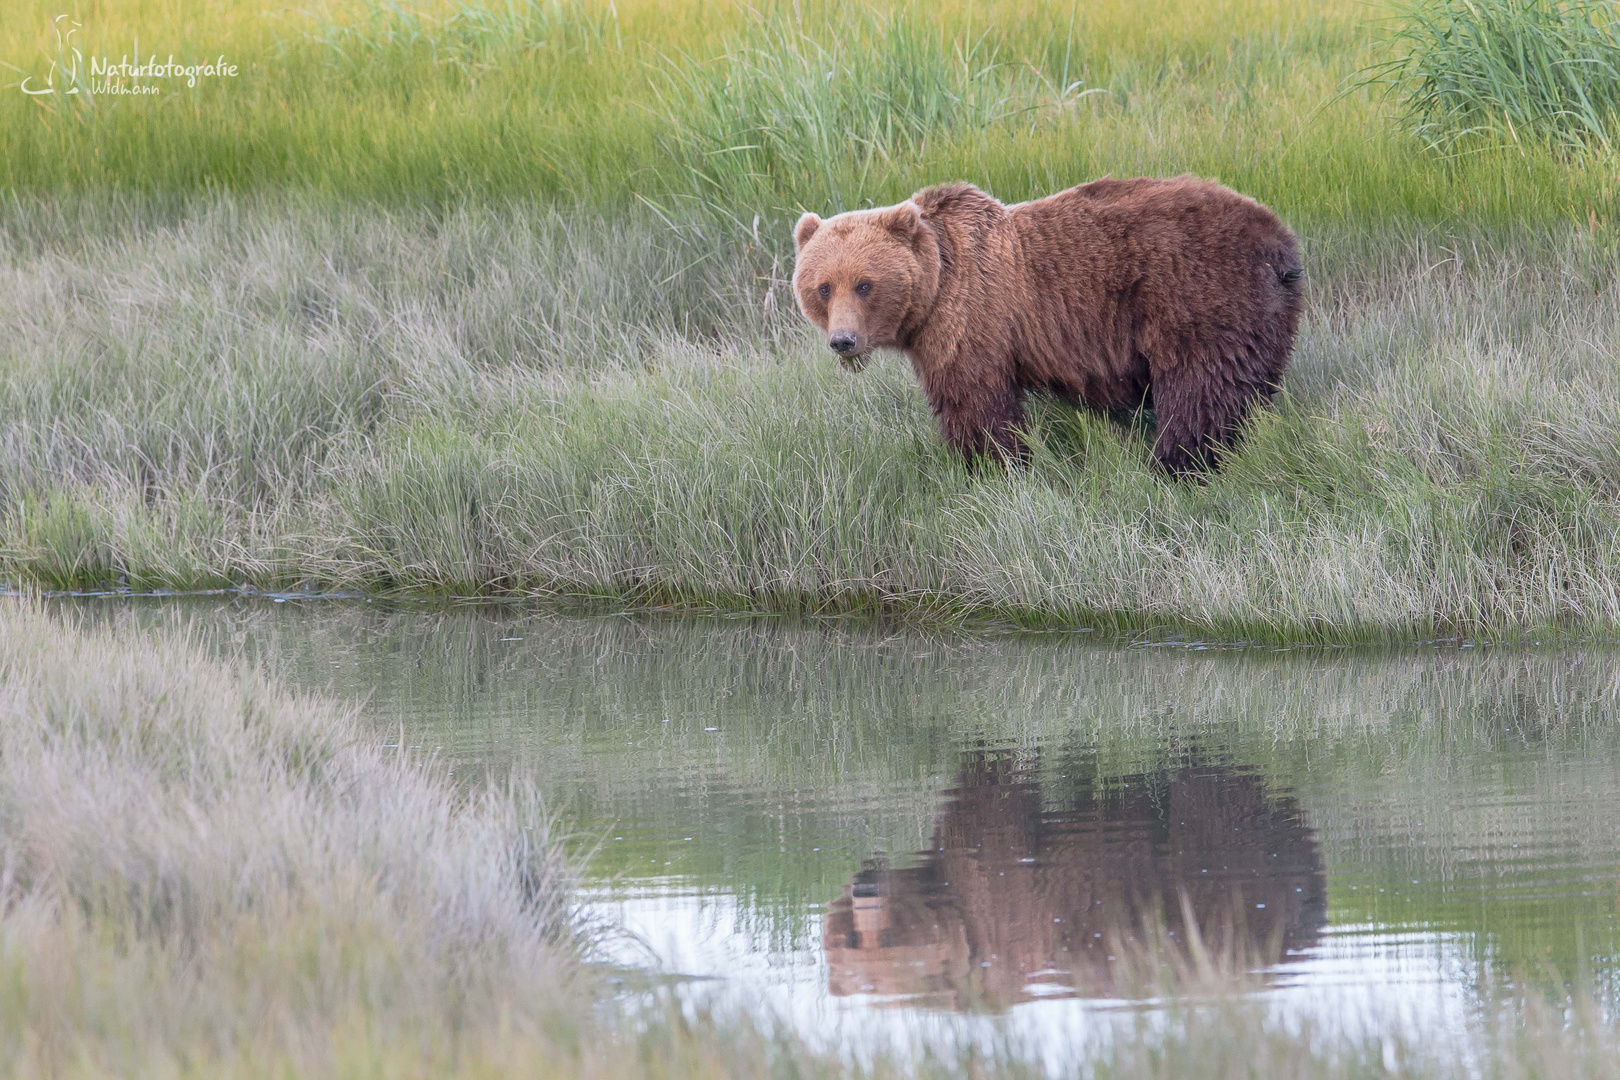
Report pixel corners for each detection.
[823,754,1327,1011]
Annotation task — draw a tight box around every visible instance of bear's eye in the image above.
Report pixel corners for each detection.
[817,283,831,302]
[855,281,873,299]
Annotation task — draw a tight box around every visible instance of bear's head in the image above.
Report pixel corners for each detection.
[791,201,940,372]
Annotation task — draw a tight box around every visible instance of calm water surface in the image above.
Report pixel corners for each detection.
[75,600,1620,1058]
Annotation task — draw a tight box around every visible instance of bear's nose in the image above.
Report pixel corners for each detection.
[828,332,858,355]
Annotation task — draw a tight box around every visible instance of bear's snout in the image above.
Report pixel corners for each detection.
[828,330,866,356]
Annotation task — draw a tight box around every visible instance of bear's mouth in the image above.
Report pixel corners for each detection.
[838,350,874,373]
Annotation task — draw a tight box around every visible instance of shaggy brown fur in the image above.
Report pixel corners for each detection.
[792,177,1304,474]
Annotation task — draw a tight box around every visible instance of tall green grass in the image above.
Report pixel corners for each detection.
[652,8,1053,225]
[300,0,623,69]
[1363,0,1620,154]
[3,0,1619,225]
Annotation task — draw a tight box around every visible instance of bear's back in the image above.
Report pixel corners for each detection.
[1021,176,1299,298]
[1044,175,1280,237]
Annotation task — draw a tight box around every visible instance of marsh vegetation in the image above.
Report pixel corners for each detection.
[8,202,1620,639]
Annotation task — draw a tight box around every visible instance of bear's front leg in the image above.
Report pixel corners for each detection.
[933,382,1027,466]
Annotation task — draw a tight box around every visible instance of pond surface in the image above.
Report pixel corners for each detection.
[72,599,1620,1059]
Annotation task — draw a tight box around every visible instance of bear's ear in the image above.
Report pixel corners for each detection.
[794,212,822,250]
[876,201,925,247]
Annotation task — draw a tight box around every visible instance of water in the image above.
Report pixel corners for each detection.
[69,599,1620,1058]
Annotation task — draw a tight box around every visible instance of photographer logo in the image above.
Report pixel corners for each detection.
[17,14,237,98]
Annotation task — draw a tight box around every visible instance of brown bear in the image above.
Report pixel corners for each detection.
[791,177,1303,474]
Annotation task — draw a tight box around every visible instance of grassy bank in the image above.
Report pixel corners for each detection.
[6,594,1620,1078]
[0,597,585,1075]
[5,200,1620,641]
[4,0,1620,640]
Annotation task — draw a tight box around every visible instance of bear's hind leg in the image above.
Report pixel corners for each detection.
[1148,351,1275,475]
